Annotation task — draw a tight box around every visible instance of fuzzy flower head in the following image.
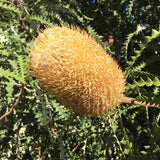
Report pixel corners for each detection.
[29,25,125,117]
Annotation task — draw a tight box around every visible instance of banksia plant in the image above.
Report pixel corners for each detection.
[29,25,126,117]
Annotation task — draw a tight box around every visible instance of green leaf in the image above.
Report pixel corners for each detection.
[131,56,136,61]
[151,29,159,37]
[0,2,21,14]
[17,54,25,77]
[138,43,145,50]
[124,148,130,155]
[127,61,134,66]
[121,138,127,145]
[146,77,153,86]
[6,79,15,103]
[153,77,160,86]
[134,50,141,56]
[0,67,26,83]
[144,145,150,149]
[140,151,147,155]
[138,78,145,87]
[28,15,51,26]
[112,124,118,132]
[132,79,138,86]
[144,36,151,43]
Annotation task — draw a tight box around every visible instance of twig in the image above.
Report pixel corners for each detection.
[14,0,33,38]
[121,96,158,107]
[72,142,82,153]
[0,83,25,121]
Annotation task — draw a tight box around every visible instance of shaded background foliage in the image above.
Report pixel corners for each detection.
[0,0,160,159]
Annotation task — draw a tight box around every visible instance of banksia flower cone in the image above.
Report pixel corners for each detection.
[29,25,125,117]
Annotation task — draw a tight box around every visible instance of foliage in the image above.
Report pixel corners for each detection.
[0,0,160,159]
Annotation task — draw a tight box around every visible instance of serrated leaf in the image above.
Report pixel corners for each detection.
[138,43,145,50]
[144,36,151,43]
[6,79,15,103]
[138,78,145,87]
[121,138,127,145]
[112,124,118,132]
[134,62,146,71]
[0,2,21,14]
[8,59,19,74]
[127,61,134,66]
[131,56,136,61]
[132,79,138,86]
[125,83,131,89]
[28,15,51,26]
[134,50,141,56]
[151,29,159,37]
[153,77,160,86]
[17,54,25,77]
[129,142,133,148]
[153,148,160,153]
[124,148,130,155]
[146,77,153,86]
[0,67,26,83]
[86,25,102,43]
[127,33,134,39]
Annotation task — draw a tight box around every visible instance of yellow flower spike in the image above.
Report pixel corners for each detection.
[29,25,125,117]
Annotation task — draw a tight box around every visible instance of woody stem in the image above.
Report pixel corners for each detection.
[120,96,156,107]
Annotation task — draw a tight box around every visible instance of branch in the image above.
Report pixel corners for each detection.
[121,96,158,107]
[0,83,25,121]
[14,0,33,38]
